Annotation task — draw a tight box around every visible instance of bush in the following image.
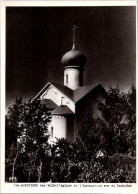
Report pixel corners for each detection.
[78,154,136,183]
[50,153,135,183]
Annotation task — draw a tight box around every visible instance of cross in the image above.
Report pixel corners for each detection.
[72,25,78,43]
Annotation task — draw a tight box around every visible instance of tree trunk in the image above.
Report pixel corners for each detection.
[37,159,42,183]
[11,152,18,182]
[28,172,30,182]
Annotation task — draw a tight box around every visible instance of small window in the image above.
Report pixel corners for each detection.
[50,127,53,139]
[66,74,68,84]
[61,97,66,105]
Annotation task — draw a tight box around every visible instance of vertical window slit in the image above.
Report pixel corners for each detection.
[66,74,68,84]
[51,126,53,139]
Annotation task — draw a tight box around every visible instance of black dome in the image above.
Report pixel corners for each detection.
[61,46,86,68]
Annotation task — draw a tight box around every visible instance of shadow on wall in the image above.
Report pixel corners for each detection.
[66,115,75,142]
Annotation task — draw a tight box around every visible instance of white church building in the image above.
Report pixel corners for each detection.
[33,26,106,142]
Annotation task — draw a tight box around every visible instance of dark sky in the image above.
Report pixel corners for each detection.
[6,6,136,108]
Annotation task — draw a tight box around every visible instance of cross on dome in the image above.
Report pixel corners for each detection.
[72,25,78,49]
[61,25,86,69]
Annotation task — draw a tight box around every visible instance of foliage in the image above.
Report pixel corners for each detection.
[50,85,136,183]
[5,98,51,182]
[5,85,136,183]
[98,85,136,156]
[51,144,136,183]
[76,112,108,161]
[50,138,72,182]
[77,153,136,183]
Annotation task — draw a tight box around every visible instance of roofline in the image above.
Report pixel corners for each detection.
[32,82,75,104]
[51,84,75,104]
[75,84,107,104]
[32,82,106,104]
[31,82,51,102]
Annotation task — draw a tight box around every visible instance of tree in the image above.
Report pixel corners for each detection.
[125,84,136,156]
[50,138,83,183]
[6,85,136,183]
[50,138,71,182]
[71,85,136,183]
[76,111,107,163]
[98,85,136,156]
[5,98,51,182]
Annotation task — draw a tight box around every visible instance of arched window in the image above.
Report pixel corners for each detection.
[50,126,53,139]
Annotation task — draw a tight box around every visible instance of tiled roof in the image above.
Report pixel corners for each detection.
[51,105,74,115]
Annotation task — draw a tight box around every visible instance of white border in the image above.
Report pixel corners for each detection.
[0,1,137,6]
[0,1,137,193]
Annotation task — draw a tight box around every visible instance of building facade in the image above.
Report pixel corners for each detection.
[33,28,106,142]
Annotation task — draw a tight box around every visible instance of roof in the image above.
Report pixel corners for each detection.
[33,82,106,104]
[52,83,104,103]
[61,46,86,68]
[51,105,74,115]
[74,84,99,102]
[41,99,57,109]
[51,83,74,101]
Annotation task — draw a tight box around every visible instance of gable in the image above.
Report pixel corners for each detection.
[32,82,106,114]
[33,82,75,113]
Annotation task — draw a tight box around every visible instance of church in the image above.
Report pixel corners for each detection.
[33,26,106,143]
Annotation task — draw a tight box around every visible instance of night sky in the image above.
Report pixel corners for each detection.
[6,6,136,109]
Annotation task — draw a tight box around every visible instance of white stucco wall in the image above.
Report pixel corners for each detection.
[64,68,80,90]
[40,85,75,113]
[48,115,67,142]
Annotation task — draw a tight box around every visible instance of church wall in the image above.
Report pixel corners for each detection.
[39,86,75,112]
[64,68,80,90]
[48,115,67,142]
[48,115,74,142]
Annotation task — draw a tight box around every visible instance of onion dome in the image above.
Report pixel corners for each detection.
[61,25,86,68]
[61,44,86,68]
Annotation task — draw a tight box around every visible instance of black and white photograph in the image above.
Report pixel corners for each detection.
[2,1,136,189]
